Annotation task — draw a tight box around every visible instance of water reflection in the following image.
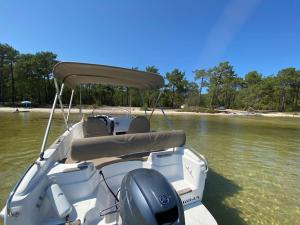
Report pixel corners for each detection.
[152,115,300,225]
[203,169,246,225]
[0,113,300,225]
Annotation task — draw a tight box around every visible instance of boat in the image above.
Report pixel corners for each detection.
[1,62,218,225]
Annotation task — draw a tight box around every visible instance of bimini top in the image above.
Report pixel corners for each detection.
[53,62,164,89]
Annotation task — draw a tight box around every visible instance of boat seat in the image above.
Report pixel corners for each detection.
[127,116,150,134]
[83,117,109,137]
[70,130,186,161]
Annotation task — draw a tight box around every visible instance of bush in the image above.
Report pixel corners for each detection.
[177,106,219,113]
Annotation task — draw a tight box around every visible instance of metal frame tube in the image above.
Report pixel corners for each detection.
[66,89,74,123]
[40,89,59,159]
[140,92,147,117]
[149,91,162,120]
[6,161,36,216]
[188,146,208,173]
[161,108,173,130]
[54,79,68,130]
[129,88,132,116]
[148,88,174,130]
[79,85,83,119]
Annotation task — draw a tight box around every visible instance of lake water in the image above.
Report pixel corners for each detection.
[0,112,299,225]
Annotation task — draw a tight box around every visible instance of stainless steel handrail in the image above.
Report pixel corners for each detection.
[188,146,209,173]
[6,161,36,217]
[149,91,162,120]
[40,90,59,159]
[66,89,74,123]
[160,108,173,130]
[7,78,72,217]
[54,79,68,130]
[40,79,67,159]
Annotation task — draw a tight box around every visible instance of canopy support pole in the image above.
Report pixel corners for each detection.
[160,107,173,130]
[129,89,132,116]
[66,89,74,123]
[54,79,68,130]
[149,91,162,120]
[148,89,173,130]
[79,85,83,120]
[40,78,60,160]
[140,92,147,117]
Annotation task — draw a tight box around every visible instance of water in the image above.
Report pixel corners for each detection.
[0,112,299,225]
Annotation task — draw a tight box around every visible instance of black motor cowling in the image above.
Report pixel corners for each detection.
[119,168,185,225]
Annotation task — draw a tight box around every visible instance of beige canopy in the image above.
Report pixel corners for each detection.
[53,62,164,89]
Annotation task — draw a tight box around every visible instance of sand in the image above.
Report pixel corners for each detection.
[0,106,300,118]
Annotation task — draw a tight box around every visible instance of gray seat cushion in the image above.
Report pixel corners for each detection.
[71,130,186,161]
[83,117,109,137]
[128,116,150,134]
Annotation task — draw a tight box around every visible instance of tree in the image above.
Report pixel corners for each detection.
[276,68,297,111]
[166,69,187,108]
[258,76,277,110]
[34,52,57,103]
[145,66,160,107]
[0,44,19,103]
[194,69,208,106]
[289,70,300,110]
[14,54,37,102]
[245,71,262,86]
[207,62,237,109]
[185,81,199,106]
[145,66,159,74]
[2,41,300,112]
[241,71,263,110]
[7,47,19,103]
[0,44,20,104]
[0,44,10,103]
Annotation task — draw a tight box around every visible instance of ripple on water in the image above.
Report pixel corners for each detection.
[0,113,300,225]
[152,115,300,225]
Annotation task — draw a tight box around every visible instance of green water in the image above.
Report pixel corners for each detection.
[0,112,300,225]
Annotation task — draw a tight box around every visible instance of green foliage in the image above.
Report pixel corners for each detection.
[206,62,237,109]
[194,69,208,106]
[185,81,199,106]
[245,71,262,86]
[166,69,188,108]
[177,106,218,113]
[1,42,300,112]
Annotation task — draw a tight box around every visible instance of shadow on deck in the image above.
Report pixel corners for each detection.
[202,169,247,225]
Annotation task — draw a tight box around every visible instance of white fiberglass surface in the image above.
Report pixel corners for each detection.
[44,148,208,225]
[5,144,210,225]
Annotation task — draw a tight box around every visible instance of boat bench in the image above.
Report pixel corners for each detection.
[71,130,186,161]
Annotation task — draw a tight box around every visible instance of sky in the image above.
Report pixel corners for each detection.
[1,0,300,80]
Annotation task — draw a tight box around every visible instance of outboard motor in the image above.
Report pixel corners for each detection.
[119,168,185,225]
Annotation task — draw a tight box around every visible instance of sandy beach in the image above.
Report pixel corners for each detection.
[1,106,300,118]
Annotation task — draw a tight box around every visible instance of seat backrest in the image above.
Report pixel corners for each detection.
[83,117,109,138]
[128,116,150,134]
[71,130,186,161]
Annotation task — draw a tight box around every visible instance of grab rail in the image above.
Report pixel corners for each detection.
[188,146,209,173]
[6,161,37,217]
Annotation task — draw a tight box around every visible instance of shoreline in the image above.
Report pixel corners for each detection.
[1,106,300,118]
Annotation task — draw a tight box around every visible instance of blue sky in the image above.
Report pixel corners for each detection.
[1,0,299,80]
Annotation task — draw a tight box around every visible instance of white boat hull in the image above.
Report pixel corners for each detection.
[2,121,217,225]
